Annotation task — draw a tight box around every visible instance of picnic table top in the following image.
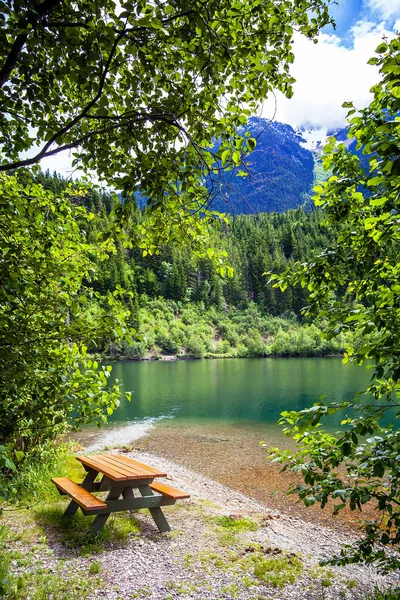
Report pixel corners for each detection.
[76,453,167,482]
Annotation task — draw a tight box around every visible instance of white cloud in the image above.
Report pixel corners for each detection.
[365,0,400,20]
[262,20,398,132]
[39,151,81,179]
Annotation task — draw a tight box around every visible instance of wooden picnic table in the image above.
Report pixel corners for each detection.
[52,453,190,534]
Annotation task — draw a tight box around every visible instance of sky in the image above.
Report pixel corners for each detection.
[261,0,400,141]
[41,0,400,175]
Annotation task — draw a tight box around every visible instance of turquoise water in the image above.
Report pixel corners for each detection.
[108,357,372,428]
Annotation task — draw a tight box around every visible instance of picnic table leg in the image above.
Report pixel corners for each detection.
[64,467,98,517]
[139,485,171,533]
[122,486,137,514]
[90,485,121,535]
[64,500,80,517]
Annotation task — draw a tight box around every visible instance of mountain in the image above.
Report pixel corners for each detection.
[135,117,360,215]
[208,117,315,214]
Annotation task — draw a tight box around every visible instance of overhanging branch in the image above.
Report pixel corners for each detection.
[0,0,60,89]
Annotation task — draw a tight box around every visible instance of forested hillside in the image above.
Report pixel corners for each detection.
[31,170,355,360]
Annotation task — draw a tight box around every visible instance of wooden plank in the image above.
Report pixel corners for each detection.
[112,454,167,477]
[51,477,107,511]
[84,478,154,492]
[76,455,129,481]
[150,481,190,500]
[101,454,159,477]
[94,454,152,478]
[77,454,165,480]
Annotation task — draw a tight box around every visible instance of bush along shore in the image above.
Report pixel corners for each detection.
[29,173,358,363]
[102,297,368,361]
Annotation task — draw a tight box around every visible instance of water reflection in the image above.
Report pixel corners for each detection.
[108,357,372,429]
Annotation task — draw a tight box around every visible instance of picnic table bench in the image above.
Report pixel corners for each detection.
[51,453,190,534]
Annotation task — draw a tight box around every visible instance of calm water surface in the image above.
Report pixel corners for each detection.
[107,357,371,428]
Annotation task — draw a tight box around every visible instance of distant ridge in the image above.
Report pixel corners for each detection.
[208,116,315,214]
[135,117,355,215]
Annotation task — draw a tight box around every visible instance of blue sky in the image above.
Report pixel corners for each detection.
[328,0,400,40]
[326,0,366,41]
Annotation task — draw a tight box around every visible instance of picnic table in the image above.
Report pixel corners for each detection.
[51,453,190,534]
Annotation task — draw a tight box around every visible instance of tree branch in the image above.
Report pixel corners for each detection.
[0,112,186,171]
[0,0,61,89]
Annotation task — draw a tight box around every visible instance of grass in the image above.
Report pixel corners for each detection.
[88,561,101,575]
[14,569,101,600]
[366,590,400,600]
[0,524,22,598]
[220,583,241,597]
[164,580,199,595]
[310,566,335,589]
[213,515,259,532]
[3,443,86,508]
[212,514,259,546]
[35,505,141,554]
[0,521,103,600]
[250,553,303,588]
[198,544,303,590]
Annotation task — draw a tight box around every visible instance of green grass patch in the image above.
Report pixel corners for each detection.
[164,579,198,595]
[88,560,101,575]
[16,568,101,600]
[0,520,102,599]
[198,544,303,591]
[213,515,259,532]
[249,553,303,588]
[211,515,259,546]
[4,443,86,507]
[0,524,22,598]
[220,583,241,597]
[366,589,400,600]
[217,530,238,546]
[35,505,141,554]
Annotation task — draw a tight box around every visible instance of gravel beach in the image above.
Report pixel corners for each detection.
[81,448,398,599]
[64,419,400,599]
[8,422,397,600]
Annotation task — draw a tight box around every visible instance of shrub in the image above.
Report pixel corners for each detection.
[186,335,207,358]
[124,342,147,359]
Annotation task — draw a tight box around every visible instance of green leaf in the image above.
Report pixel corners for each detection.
[376,42,388,53]
[373,462,385,478]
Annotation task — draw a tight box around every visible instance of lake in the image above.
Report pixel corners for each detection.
[108,356,371,424]
[81,357,372,450]
[76,357,392,528]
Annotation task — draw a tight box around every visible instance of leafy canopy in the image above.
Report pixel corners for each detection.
[269,36,400,572]
[0,173,131,464]
[0,0,331,230]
